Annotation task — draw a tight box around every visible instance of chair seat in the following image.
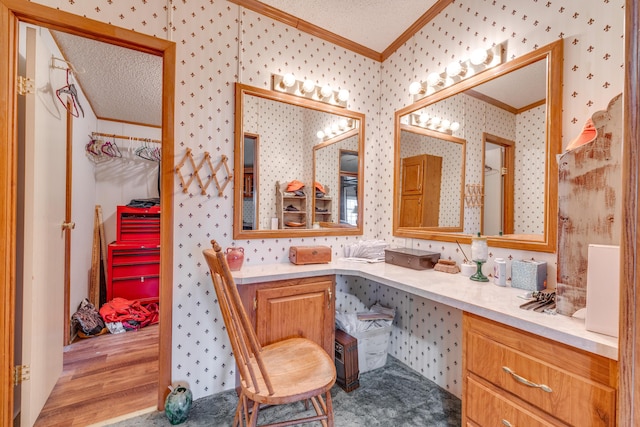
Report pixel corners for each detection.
[243,337,336,405]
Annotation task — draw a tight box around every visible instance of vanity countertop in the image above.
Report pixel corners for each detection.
[232,259,619,360]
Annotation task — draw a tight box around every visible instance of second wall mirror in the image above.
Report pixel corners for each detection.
[393,40,563,252]
[233,83,365,239]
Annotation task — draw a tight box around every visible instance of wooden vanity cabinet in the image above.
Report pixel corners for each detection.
[237,275,335,356]
[463,312,618,427]
[399,154,442,227]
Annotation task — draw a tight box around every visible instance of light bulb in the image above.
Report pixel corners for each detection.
[317,131,325,139]
[430,117,441,127]
[337,89,349,102]
[409,81,424,95]
[302,79,315,93]
[450,122,461,132]
[446,61,465,77]
[282,73,296,88]
[324,127,332,136]
[426,72,443,87]
[320,84,333,98]
[418,113,429,124]
[331,123,339,133]
[339,118,348,130]
[440,119,451,130]
[470,48,492,65]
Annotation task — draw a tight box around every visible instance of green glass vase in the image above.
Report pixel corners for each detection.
[164,385,193,425]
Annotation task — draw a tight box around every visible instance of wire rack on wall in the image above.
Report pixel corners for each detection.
[465,184,484,208]
[175,148,233,196]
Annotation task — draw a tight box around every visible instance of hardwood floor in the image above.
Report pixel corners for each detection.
[34,324,159,427]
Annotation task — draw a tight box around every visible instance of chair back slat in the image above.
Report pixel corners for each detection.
[203,240,275,395]
[211,272,260,393]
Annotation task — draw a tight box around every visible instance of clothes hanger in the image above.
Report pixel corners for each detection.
[56,69,84,118]
[101,139,122,158]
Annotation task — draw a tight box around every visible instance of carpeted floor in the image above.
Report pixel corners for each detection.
[108,356,461,426]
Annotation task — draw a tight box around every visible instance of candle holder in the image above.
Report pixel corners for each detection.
[470,260,489,282]
[470,233,489,282]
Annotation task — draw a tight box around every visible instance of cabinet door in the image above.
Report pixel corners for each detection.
[399,194,423,227]
[401,155,425,195]
[256,279,335,355]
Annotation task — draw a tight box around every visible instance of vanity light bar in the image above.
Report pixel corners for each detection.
[410,44,504,102]
[409,113,460,135]
[272,73,349,108]
[316,118,356,141]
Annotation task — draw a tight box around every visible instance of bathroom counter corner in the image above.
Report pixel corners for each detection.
[232,259,618,360]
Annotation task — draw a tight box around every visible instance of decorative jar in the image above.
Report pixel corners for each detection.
[165,385,193,425]
[226,246,245,271]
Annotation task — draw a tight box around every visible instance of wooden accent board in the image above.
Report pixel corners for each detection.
[556,93,623,315]
[89,205,106,307]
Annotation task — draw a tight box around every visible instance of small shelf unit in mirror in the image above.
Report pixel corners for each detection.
[314,190,332,223]
[276,181,308,229]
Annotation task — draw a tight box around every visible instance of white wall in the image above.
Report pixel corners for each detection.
[31,0,625,400]
[93,121,161,244]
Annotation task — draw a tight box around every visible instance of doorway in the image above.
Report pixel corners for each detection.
[481,133,514,236]
[0,2,175,425]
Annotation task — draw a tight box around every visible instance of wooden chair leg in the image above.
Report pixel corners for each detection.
[248,400,260,427]
[325,390,334,427]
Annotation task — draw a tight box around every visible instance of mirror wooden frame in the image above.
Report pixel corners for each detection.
[233,83,365,239]
[393,39,563,252]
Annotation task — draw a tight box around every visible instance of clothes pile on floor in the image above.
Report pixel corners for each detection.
[100,297,159,334]
[71,297,159,337]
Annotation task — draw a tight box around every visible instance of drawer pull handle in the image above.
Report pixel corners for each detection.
[502,366,552,393]
[327,288,332,308]
[501,420,513,427]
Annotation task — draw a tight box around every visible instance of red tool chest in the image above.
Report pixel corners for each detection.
[106,205,161,303]
[116,205,160,242]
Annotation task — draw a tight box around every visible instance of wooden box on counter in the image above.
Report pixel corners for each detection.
[289,245,332,265]
[384,247,440,270]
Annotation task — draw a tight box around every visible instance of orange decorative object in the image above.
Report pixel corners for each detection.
[566,118,596,151]
[315,181,326,194]
[225,246,245,271]
[286,179,305,192]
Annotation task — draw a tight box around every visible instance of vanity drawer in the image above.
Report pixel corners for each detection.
[464,313,617,427]
[466,377,559,427]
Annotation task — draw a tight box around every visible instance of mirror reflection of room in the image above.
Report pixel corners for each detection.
[393,41,561,253]
[235,86,364,237]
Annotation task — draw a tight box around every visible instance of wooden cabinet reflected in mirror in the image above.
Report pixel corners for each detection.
[233,83,365,239]
[393,40,563,252]
[398,126,465,230]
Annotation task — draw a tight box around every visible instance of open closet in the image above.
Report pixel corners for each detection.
[3,4,175,423]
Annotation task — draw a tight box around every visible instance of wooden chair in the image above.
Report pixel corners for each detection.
[203,240,336,427]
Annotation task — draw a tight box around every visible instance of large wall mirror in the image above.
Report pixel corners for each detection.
[233,83,365,239]
[393,40,563,252]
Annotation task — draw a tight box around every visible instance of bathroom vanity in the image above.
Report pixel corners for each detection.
[232,259,618,426]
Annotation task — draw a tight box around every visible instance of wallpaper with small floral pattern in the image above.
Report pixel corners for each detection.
[31,0,624,401]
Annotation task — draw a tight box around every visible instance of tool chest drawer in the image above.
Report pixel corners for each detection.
[107,242,160,303]
[463,313,617,427]
[116,205,160,242]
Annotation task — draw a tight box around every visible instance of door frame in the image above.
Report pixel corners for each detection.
[0,0,175,423]
[481,133,515,235]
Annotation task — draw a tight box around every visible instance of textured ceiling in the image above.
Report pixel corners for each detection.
[51,30,162,127]
[256,0,439,52]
